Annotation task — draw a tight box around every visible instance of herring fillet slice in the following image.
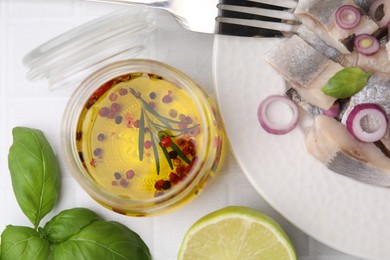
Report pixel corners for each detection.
[295,0,378,54]
[341,75,390,124]
[305,115,390,186]
[265,35,339,110]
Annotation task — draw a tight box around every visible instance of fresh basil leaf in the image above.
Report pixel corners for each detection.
[321,67,373,99]
[1,225,50,260]
[43,208,101,243]
[8,127,61,229]
[52,220,151,260]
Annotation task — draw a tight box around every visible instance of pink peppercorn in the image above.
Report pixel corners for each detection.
[144,140,152,149]
[126,170,135,179]
[109,93,118,101]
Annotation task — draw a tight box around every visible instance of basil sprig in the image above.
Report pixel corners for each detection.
[1,127,151,260]
[321,67,373,99]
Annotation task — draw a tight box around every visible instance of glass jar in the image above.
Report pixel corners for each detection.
[62,59,224,216]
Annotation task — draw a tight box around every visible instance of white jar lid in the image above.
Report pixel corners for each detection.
[23,7,155,90]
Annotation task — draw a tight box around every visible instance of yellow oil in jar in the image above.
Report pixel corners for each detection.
[76,73,221,202]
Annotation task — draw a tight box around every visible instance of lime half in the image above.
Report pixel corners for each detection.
[178,206,296,260]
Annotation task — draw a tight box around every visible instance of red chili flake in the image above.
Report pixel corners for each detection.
[169,109,178,118]
[154,179,165,190]
[162,95,173,103]
[133,120,140,128]
[90,159,96,167]
[99,107,109,117]
[183,146,192,155]
[119,88,128,96]
[188,138,196,149]
[116,74,129,82]
[76,131,82,141]
[148,101,156,108]
[94,81,113,98]
[79,152,85,162]
[112,181,118,186]
[109,93,118,101]
[120,179,129,188]
[169,172,180,184]
[191,156,198,166]
[178,173,186,181]
[191,150,196,157]
[126,170,135,179]
[160,136,172,148]
[177,137,187,147]
[112,208,127,215]
[110,103,121,113]
[185,165,192,173]
[144,140,152,149]
[176,165,186,175]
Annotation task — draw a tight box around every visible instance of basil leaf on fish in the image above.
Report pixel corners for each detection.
[0,225,50,260]
[43,208,101,243]
[321,67,373,99]
[8,127,61,229]
[52,220,151,260]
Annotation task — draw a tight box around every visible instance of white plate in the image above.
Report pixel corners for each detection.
[213,35,390,260]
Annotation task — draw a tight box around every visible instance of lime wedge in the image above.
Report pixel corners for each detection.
[178,206,296,260]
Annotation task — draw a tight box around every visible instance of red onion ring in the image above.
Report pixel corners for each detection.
[346,103,388,142]
[257,95,299,135]
[354,34,380,56]
[322,102,340,117]
[369,0,390,28]
[335,5,362,29]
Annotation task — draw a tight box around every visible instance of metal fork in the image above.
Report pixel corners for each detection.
[85,0,299,37]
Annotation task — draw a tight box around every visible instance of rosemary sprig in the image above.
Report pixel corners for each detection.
[159,143,174,170]
[130,88,191,126]
[170,141,191,164]
[153,123,200,137]
[130,87,195,175]
[149,130,160,175]
[138,108,145,161]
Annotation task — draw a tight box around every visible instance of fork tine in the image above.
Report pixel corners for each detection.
[216,17,299,34]
[217,4,296,21]
[247,0,297,9]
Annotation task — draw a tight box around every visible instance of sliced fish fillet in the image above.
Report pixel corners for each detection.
[265,35,340,110]
[341,74,390,124]
[295,0,378,54]
[305,115,390,186]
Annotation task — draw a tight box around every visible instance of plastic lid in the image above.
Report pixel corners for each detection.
[23,7,155,90]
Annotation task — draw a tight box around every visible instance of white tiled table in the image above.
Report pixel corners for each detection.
[0,1,365,259]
